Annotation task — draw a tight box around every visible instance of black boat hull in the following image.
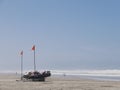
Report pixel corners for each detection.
[23,71,51,81]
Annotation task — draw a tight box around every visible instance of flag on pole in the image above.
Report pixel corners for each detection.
[20,51,23,55]
[32,45,35,51]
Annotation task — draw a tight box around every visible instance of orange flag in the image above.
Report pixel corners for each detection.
[20,51,23,55]
[32,45,35,51]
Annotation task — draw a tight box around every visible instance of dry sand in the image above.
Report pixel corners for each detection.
[0,74,119,90]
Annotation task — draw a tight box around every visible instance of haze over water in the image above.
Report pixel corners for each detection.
[0,0,120,73]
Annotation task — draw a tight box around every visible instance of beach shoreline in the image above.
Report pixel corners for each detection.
[0,74,119,90]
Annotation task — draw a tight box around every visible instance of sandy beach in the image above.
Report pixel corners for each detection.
[0,74,119,90]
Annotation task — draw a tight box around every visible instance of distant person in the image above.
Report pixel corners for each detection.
[63,73,66,77]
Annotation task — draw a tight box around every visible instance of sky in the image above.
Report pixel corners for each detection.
[0,0,120,71]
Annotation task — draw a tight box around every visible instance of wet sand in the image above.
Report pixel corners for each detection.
[0,74,119,90]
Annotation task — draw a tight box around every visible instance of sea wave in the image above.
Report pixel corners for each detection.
[51,70,120,77]
[1,69,120,77]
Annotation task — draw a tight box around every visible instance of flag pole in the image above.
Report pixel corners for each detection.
[34,47,36,71]
[21,51,23,80]
[32,45,36,72]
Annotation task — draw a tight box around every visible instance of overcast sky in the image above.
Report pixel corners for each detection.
[0,0,120,71]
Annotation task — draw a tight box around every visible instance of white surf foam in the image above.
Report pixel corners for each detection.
[51,70,120,77]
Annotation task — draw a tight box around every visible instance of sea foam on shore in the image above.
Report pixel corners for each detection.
[51,69,120,81]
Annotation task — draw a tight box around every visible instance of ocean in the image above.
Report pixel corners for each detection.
[51,70,120,81]
[1,69,120,81]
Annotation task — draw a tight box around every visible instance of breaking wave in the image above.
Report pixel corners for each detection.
[51,69,120,81]
[51,69,120,76]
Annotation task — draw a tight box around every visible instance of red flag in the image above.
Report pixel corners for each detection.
[32,45,35,51]
[20,51,23,55]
